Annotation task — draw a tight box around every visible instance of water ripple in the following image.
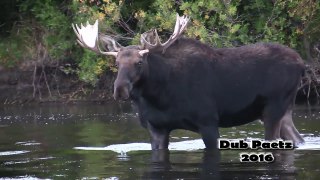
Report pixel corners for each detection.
[0,150,29,156]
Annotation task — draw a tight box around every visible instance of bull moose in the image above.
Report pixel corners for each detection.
[72,14,305,149]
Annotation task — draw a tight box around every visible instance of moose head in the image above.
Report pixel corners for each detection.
[72,14,189,100]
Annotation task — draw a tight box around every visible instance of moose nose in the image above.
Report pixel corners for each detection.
[113,79,132,101]
[113,86,130,100]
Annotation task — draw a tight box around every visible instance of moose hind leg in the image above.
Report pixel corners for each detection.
[280,109,305,145]
[262,101,287,141]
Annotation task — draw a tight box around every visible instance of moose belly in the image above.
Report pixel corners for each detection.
[218,101,264,128]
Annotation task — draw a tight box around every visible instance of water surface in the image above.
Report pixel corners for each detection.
[0,103,319,179]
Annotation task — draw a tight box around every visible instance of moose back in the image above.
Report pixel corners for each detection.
[73,15,305,150]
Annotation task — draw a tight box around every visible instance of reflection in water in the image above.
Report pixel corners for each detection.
[0,103,319,179]
[75,136,320,178]
[142,150,221,179]
[139,149,300,179]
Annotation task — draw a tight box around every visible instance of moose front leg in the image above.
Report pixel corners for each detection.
[200,126,220,150]
[147,123,170,150]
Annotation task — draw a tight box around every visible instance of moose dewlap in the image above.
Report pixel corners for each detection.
[73,14,305,150]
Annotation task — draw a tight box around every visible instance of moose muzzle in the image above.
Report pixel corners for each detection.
[113,79,132,101]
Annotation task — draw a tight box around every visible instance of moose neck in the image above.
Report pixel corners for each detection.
[132,53,171,108]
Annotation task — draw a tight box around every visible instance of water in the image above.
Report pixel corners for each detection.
[0,103,319,179]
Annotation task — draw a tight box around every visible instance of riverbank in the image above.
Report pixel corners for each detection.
[0,67,117,105]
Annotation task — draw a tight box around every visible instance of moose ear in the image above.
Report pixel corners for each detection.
[139,49,149,56]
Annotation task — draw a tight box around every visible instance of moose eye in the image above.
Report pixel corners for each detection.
[137,61,143,66]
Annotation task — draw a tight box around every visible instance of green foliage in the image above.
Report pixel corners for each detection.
[19,0,75,60]
[76,50,116,85]
[1,0,320,84]
[0,38,23,68]
[0,18,38,67]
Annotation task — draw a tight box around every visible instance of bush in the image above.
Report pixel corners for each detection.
[0,0,319,85]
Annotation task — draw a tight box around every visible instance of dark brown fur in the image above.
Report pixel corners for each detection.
[113,38,305,150]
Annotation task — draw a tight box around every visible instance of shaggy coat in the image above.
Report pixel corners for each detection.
[114,38,305,149]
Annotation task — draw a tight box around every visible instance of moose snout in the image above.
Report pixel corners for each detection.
[113,80,132,101]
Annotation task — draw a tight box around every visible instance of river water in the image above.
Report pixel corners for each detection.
[0,102,319,179]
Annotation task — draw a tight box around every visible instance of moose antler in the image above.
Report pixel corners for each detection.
[140,14,190,53]
[72,20,120,57]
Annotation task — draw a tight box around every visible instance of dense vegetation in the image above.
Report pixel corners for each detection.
[1,0,319,93]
